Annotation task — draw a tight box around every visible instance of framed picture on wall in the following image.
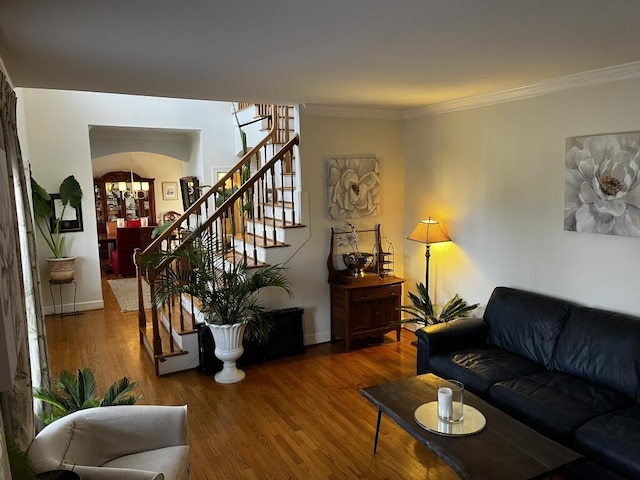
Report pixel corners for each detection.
[49,193,83,232]
[180,176,200,210]
[162,182,178,200]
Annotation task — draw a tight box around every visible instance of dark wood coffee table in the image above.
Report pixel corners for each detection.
[360,374,583,480]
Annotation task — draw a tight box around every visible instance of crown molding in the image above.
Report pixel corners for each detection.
[300,61,640,120]
[404,61,640,119]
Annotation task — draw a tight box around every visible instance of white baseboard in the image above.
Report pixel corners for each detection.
[43,300,104,316]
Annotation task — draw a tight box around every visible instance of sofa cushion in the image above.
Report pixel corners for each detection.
[574,406,640,479]
[551,306,640,403]
[567,460,629,480]
[103,445,190,480]
[490,372,631,444]
[483,287,573,368]
[429,346,546,397]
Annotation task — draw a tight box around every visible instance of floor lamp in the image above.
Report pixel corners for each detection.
[407,217,451,295]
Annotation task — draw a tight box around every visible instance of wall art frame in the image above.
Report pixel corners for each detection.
[565,131,640,238]
[326,155,380,220]
[180,176,200,210]
[162,181,178,201]
[49,193,83,233]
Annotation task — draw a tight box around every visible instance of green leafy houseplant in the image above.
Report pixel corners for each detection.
[399,282,480,326]
[142,225,291,343]
[33,368,141,426]
[30,175,83,258]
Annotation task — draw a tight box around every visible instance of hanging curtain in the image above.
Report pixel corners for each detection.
[0,69,50,450]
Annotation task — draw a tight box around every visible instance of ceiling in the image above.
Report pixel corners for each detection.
[2,1,640,111]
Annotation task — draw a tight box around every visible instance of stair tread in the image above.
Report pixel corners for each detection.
[268,200,294,208]
[160,302,197,334]
[143,312,188,357]
[214,250,266,268]
[249,217,306,229]
[233,232,289,248]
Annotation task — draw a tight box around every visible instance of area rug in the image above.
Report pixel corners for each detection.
[108,278,152,312]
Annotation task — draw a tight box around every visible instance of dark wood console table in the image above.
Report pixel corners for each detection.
[329,276,404,352]
[327,224,403,351]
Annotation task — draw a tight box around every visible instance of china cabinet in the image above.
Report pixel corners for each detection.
[94,171,156,233]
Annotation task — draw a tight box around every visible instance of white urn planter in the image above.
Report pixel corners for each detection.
[209,321,247,384]
[47,256,77,282]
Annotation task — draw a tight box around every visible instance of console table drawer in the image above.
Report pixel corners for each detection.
[352,285,401,302]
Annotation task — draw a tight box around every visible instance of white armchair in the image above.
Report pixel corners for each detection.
[27,405,189,480]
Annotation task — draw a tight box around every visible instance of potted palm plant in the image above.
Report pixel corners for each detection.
[399,282,480,326]
[33,368,141,426]
[142,225,291,384]
[30,175,83,281]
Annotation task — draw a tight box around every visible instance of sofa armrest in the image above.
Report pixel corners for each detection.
[416,317,488,374]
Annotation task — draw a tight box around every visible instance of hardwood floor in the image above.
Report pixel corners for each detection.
[45,272,458,479]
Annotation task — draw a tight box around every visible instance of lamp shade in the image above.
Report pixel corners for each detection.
[407,218,450,245]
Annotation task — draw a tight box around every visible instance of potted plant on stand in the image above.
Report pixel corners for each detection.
[141,225,291,384]
[31,175,83,281]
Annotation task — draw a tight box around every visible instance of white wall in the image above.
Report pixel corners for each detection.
[26,80,638,343]
[297,113,406,343]
[17,88,235,314]
[404,78,640,315]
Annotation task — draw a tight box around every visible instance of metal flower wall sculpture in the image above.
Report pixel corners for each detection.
[327,156,380,219]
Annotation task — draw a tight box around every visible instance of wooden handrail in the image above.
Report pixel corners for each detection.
[139,105,279,257]
[134,105,300,366]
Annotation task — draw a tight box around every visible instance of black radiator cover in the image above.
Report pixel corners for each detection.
[197,307,305,374]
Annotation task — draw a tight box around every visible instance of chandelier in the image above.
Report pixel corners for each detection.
[106,153,149,199]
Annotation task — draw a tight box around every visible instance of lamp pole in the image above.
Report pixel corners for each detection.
[424,243,431,293]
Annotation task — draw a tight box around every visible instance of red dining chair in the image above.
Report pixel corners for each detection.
[110,227,141,276]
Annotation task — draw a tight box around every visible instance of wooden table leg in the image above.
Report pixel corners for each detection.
[373,409,382,453]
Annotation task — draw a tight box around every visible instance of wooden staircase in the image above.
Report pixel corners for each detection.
[135,104,307,375]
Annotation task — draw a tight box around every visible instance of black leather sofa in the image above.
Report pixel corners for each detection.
[416,286,640,480]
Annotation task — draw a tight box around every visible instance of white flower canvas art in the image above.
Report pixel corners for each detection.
[565,132,640,237]
[327,156,380,219]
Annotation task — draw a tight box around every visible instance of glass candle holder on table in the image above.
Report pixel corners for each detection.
[437,379,464,423]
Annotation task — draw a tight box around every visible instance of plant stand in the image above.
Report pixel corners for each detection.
[48,279,81,318]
